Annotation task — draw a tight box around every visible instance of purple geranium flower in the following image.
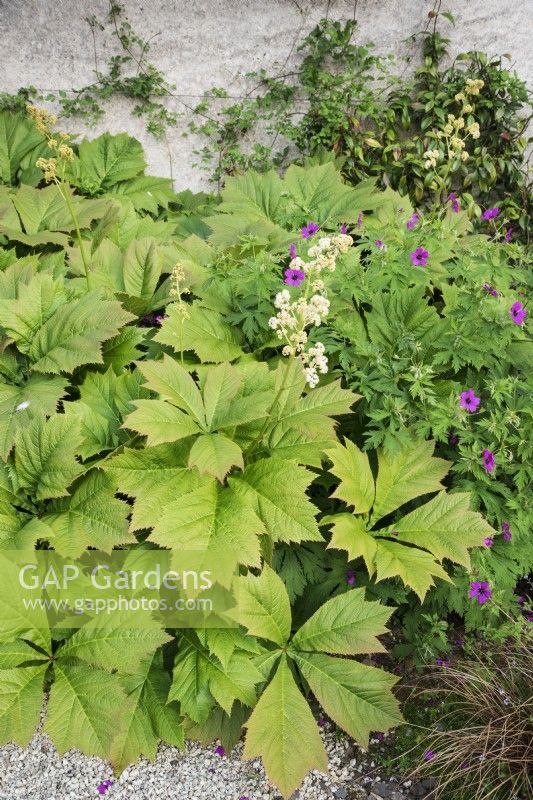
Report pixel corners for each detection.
[424,750,435,761]
[346,569,356,586]
[510,301,527,325]
[469,580,492,605]
[406,212,420,230]
[481,207,500,221]
[289,243,297,259]
[410,247,429,266]
[374,732,385,741]
[317,716,326,728]
[97,781,113,795]
[301,221,319,239]
[483,282,499,297]
[375,239,384,249]
[448,431,459,446]
[436,657,450,667]
[449,193,460,213]
[482,449,495,474]
[501,522,512,541]
[459,389,480,412]
[340,224,348,234]
[214,745,225,757]
[504,227,512,242]
[284,268,305,287]
[483,537,493,548]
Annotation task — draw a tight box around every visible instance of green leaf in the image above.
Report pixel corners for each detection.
[125,399,201,446]
[110,651,183,769]
[325,513,377,573]
[292,588,392,655]
[232,564,292,646]
[0,552,51,650]
[243,654,327,799]
[58,610,170,672]
[284,162,378,224]
[0,665,47,746]
[389,492,494,568]
[42,472,133,557]
[0,374,67,461]
[294,653,403,747]
[373,539,451,601]
[72,133,146,193]
[137,355,206,426]
[27,292,134,374]
[45,662,128,758]
[202,363,242,429]
[109,175,175,213]
[216,170,284,221]
[0,111,44,184]
[169,639,215,724]
[373,440,449,522]
[188,433,243,482]
[229,458,322,544]
[14,415,83,500]
[0,640,47,669]
[155,302,243,363]
[326,440,375,514]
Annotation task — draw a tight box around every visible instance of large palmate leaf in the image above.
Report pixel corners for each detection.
[71,132,147,194]
[187,433,243,482]
[243,654,328,799]
[284,162,379,224]
[109,175,175,213]
[227,569,402,797]
[325,440,493,599]
[0,551,51,650]
[14,414,83,500]
[216,170,284,221]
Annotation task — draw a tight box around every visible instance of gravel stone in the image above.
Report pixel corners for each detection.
[370,781,394,798]
[0,721,387,800]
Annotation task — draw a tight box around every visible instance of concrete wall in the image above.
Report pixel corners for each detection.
[0,0,531,191]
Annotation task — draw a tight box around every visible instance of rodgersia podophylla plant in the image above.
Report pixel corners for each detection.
[268,232,353,387]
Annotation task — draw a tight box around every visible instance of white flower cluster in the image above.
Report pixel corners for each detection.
[269,234,353,387]
[423,148,440,169]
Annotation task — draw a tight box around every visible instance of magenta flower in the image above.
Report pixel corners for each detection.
[346,569,356,586]
[340,224,348,234]
[501,522,512,541]
[449,193,460,213]
[483,537,493,548]
[504,227,512,242]
[317,715,326,727]
[459,389,480,412]
[214,745,225,757]
[301,222,319,239]
[483,282,499,297]
[482,449,495,474]
[436,657,450,667]
[481,207,500,221]
[375,239,384,248]
[469,580,492,604]
[406,212,420,230]
[510,301,527,325]
[424,750,435,761]
[289,243,297,259]
[284,268,305,286]
[448,431,459,446]
[410,247,429,266]
[97,781,113,795]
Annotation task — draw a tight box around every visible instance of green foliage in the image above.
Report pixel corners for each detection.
[0,111,528,798]
[191,17,531,238]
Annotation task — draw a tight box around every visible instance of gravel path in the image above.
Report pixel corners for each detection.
[0,722,384,800]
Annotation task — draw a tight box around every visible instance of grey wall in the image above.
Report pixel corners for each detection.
[1,0,531,191]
